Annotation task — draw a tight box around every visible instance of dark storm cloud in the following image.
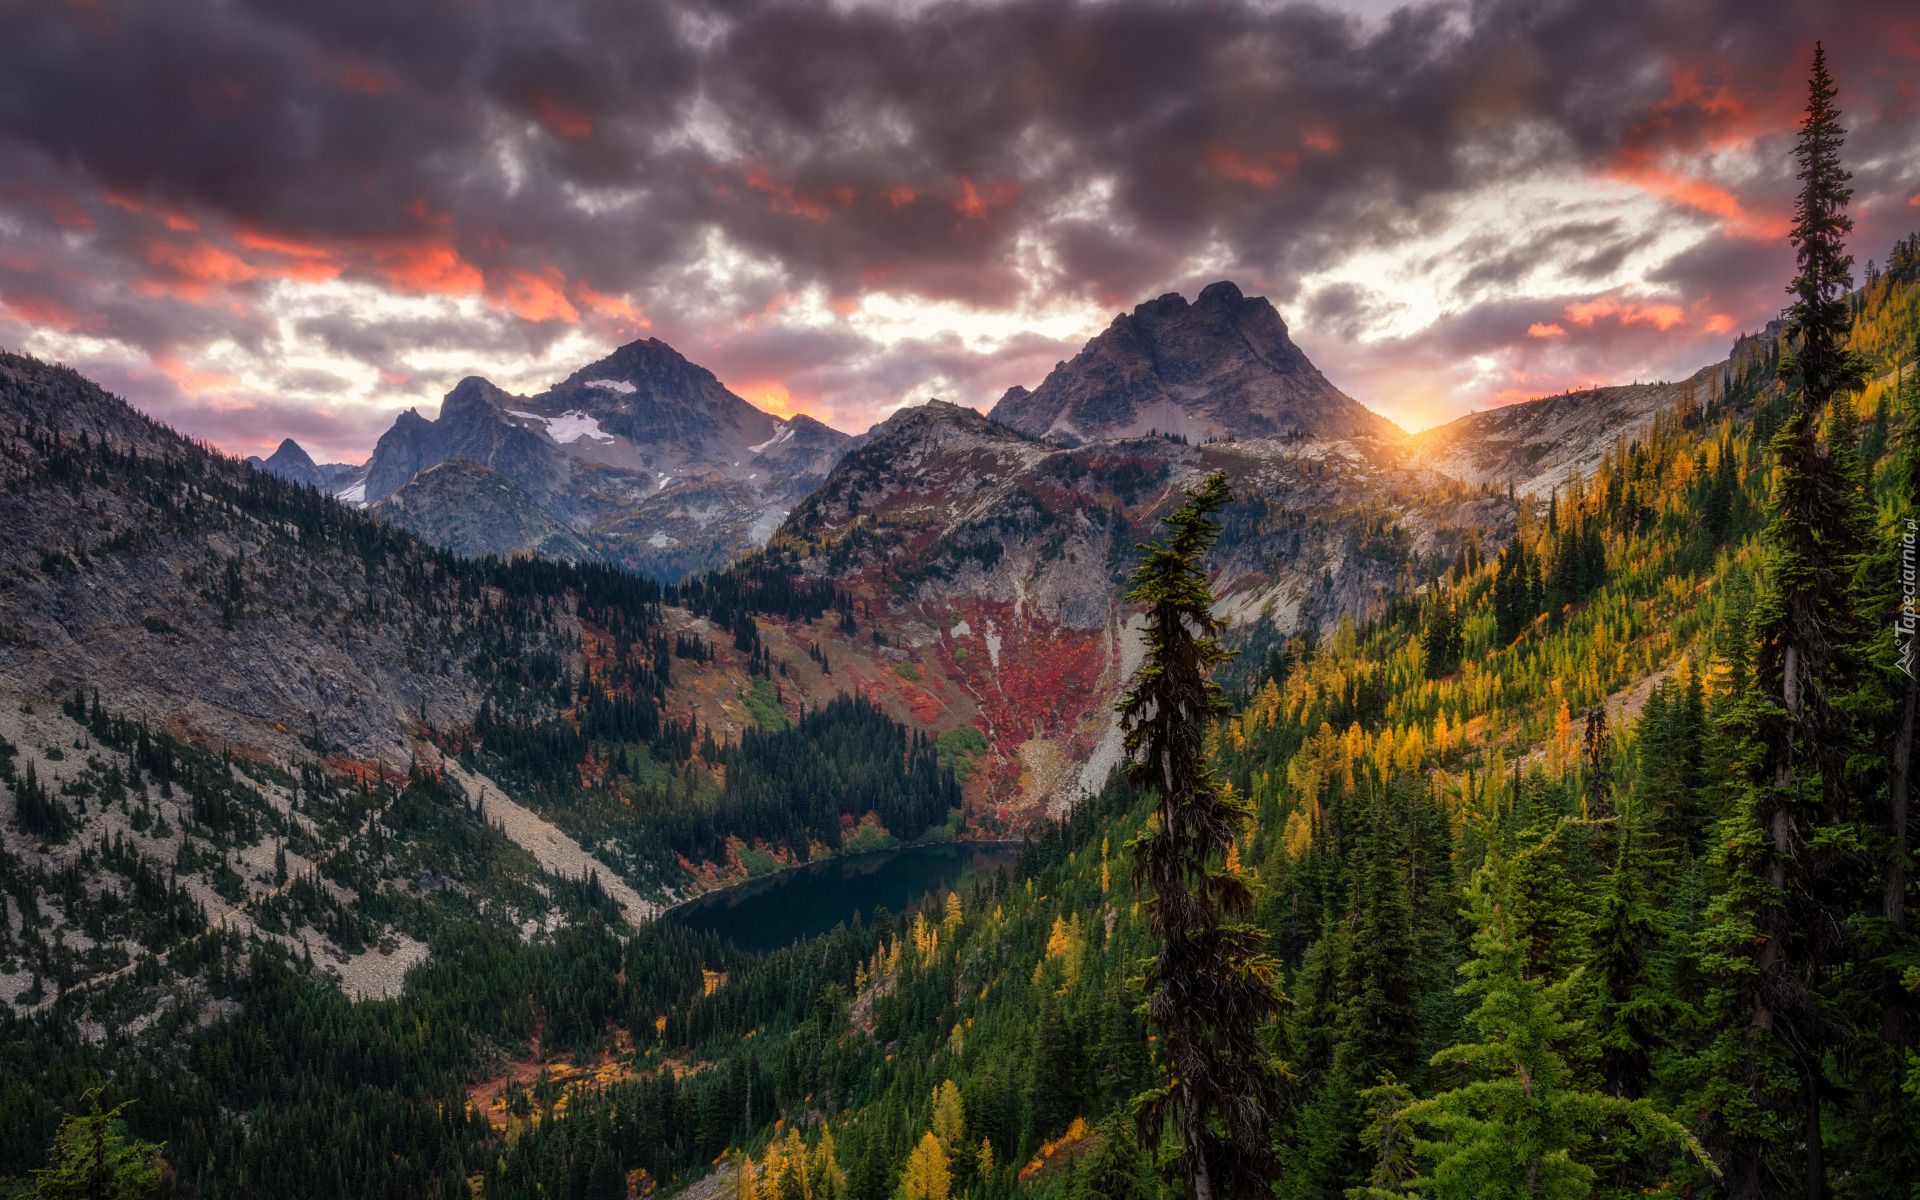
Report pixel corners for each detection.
[1,0,1917,440]
[1452,221,1652,295]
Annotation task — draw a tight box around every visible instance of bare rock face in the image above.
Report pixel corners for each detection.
[989,281,1402,445]
[1405,329,1765,498]
[361,377,574,507]
[372,459,592,561]
[0,352,499,765]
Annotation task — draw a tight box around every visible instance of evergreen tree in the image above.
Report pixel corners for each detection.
[1699,46,1877,1199]
[1029,991,1077,1139]
[1831,340,1920,1189]
[584,1150,624,1200]
[1290,802,1427,1197]
[1119,470,1285,1199]
[1585,819,1674,1102]
[1075,1114,1150,1200]
[1378,821,1712,1200]
[19,1091,165,1200]
[1338,804,1424,1087]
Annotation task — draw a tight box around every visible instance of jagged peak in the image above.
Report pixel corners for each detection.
[988,279,1399,443]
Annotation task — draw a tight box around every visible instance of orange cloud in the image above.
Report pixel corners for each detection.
[956,177,987,220]
[104,189,197,232]
[1609,157,1787,241]
[1,295,83,330]
[738,381,795,416]
[1301,126,1339,153]
[1527,322,1565,338]
[953,177,1016,221]
[746,168,832,222]
[498,266,580,323]
[1641,64,1779,148]
[575,283,647,327]
[233,229,343,283]
[153,354,242,399]
[1205,145,1296,186]
[369,242,485,294]
[526,88,593,140]
[1605,61,1803,242]
[1563,294,1686,331]
[1704,313,1736,334]
[136,237,260,302]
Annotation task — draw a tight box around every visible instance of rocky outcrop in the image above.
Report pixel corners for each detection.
[0,352,495,765]
[361,377,574,506]
[373,459,592,561]
[990,281,1402,445]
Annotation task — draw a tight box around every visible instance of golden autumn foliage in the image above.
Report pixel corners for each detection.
[895,1132,950,1200]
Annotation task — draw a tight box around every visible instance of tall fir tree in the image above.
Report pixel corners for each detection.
[1697,43,1877,1200]
[1119,469,1286,1199]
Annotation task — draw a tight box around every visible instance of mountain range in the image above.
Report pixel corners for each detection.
[198,277,1791,828]
[255,280,1682,580]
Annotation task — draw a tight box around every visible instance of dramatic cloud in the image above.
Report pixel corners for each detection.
[1,0,1916,454]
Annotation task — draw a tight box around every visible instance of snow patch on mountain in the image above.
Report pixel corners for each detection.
[748,422,793,455]
[507,409,616,445]
[584,378,636,393]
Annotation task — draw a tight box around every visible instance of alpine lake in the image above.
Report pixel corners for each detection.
[660,841,1021,954]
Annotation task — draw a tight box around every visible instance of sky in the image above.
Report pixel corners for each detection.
[2,0,1917,461]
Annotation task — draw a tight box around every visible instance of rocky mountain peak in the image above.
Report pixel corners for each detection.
[989,280,1401,445]
[362,380,570,506]
[251,437,328,489]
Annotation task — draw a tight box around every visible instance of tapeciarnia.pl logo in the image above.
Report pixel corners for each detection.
[1901,517,1917,680]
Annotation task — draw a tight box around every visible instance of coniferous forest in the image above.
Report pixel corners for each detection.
[2,43,1917,1200]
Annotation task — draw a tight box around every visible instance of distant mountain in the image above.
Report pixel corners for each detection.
[361,377,577,508]
[245,437,329,490]
[265,337,854,576]
[1407,323,1780,496]
[989,281,1402,445]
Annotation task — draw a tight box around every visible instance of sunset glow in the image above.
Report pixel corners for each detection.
[2,0,1917,454]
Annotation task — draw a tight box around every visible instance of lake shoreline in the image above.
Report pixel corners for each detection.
[657,837,1025,918]
[659,840,1026,953]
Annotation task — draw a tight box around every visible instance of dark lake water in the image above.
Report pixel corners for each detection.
[661,842,1021,954]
